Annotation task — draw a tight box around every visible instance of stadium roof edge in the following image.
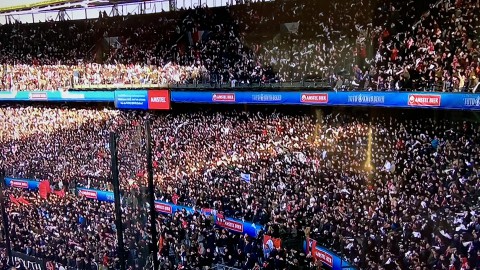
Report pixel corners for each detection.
[0,0,76,13]
[0,0,156,13]
[0,0,150,14]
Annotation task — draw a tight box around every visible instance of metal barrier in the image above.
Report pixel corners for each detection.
[211,264,242,270]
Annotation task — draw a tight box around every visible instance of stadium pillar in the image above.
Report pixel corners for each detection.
[56,9,70,21]
[110,132,126,270]
[145,117,160,270]
[169,0,177,11]
[0,169,12,265]
[110,4,120,17]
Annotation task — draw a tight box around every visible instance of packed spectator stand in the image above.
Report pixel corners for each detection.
[0,104,479,270]
[0,0,478,92]
[0,0,480,269]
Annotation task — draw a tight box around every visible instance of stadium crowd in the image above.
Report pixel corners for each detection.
[374,0,480,92]
[1,104,480,270]
[0,0,478,91]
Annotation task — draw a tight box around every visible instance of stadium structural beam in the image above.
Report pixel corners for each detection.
[0,169,12,266]
[5,15,14,24]
[145,116,160,270]
[139,2,146,14]
[110,132,126,270]
[169,0,177,11]
[56,9,70,21]
[110,4,120,17]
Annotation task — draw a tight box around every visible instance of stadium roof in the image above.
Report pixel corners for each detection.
[0,0,243,23]
[0,0,146,13]
[0,0,78,12]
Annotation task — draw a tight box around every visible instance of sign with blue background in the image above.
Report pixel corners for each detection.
[114,90,149,109]
[77,188,115,202]
[0,91,114,102]
[152,201,262,237]
[4,177,263,238]
[5,178,40,190]
[170,91,480,110]
[4,178,115,204]
[2,90,480,110]
[78,194,263,237]
[303,240,356,270]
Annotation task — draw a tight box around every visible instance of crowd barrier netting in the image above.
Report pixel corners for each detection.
[4,178,263,238]
[153,201,263,237]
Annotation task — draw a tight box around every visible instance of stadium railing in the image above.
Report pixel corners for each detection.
[70,80,332,91]
[211,264,242,270]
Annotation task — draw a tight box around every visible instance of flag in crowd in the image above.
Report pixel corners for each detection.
[240,173,251,183]
[39,180,51,199]
[263,235,281,259]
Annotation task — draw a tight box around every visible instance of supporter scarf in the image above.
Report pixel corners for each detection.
[9,194,20,205]
[17,196,30,205]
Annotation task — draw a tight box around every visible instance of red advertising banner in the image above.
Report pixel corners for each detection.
[155,202,173,214]
[78,189,98,200]
[300,93,329,103]
[11,180,28,189]
[212,93,236,102]
[407,94,441,107]
[216,216,243,232]
[148,90,170,110]
[306,238,334,268]
[29,92,48,100]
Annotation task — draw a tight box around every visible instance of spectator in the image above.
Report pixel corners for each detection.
[0,104,479,269]
[2,0,478,91]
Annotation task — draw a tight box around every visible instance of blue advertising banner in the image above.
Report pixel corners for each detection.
[114,90,149,109]
[154,200,194,215]
[170,91,480,110]
[77,188,115,202]
[214,213,259,236]
[5,177,40,190]
[154,200,262,237]
[62,192,262,237]
[304,239,356,270]
[4,177,262,237]
[1,90,480,110]
[0,91,114,102]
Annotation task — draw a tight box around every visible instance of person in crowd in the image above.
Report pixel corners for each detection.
[0,0,478,91]
[0,104,479,269]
